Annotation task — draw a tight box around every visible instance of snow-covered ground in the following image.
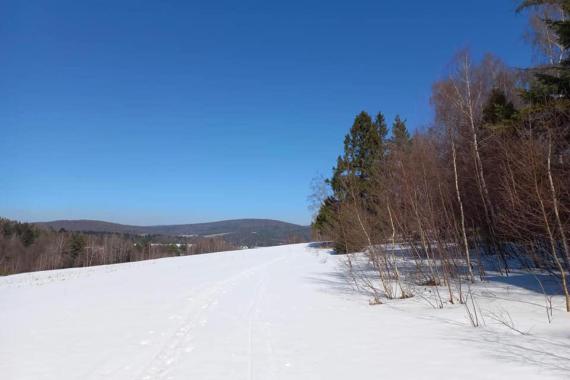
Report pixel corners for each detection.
[1,243,569,379]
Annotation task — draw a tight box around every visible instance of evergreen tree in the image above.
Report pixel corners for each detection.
[518,0,570,101]
[517,1,570,147]
[373,112,389,155]
[68,234,86,262]
[0,219,38,247]
[330,156,348,198]
[329,111,388,200]
[391,115,411,148]
[314,110,389,247]
[345,111,382,179]
[482,89,517,129]
[311,196,338,236]
[20,227,36,247]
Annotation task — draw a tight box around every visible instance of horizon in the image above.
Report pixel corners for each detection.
[2,0,532,225]
[33,217,310,227]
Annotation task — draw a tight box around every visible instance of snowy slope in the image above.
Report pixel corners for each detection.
[1,243,569,379]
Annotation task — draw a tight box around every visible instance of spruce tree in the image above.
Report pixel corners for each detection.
[391,115,411,148]
[330,111,388,199]
[344,111,379,180]
[518,0,570,101]
[373,112,389,154]
[517,0,570,147]
[69,234,86,261]
[314,110,389,248]
[311,196,337,236]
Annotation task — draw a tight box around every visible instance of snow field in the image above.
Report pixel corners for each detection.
[1,243,569,379]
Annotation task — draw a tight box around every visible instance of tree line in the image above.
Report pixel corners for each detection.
[312,1,570,313]
[0,218,236,275]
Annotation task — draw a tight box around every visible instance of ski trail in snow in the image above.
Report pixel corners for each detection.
[137,286,217,380]
[135,254,285,380]
[247,273,266,380]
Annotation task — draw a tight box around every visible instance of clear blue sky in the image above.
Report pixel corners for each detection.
[1,0,532,226]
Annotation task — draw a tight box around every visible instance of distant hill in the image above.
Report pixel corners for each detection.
[36,219,311,247]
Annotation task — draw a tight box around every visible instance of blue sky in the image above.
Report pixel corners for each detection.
[1,0,532,226]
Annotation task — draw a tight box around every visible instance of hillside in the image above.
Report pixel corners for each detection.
[36,218,311,247]
[1,243,568,379]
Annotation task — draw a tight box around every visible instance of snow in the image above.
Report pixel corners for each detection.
[1,243,569,379]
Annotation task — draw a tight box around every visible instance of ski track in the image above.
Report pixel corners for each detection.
[135,255,285,380]
[247,271,266,380]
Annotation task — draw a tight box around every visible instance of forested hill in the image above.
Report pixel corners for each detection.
[36,219,311,247]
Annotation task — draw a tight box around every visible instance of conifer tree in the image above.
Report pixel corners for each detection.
[330,111,388,199]
[518,0,570,100]
[482,89,517,126]
[391,115,411,148]
[314,110,389,248]
[69,234,86,262]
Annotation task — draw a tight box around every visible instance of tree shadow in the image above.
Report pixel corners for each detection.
[304,246,570,377]
[484,272,565,296]
[451,331,570,376]
[307,241,334,249]
[304,266,377,298]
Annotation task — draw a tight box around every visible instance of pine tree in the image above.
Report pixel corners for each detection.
[373,112,389,155]
[391,115,411,148]
[313,110,389,247]
[517,1,570,146]
[518,0,570,100]
[69,234,86,262]
[344,111,381,180]
[330,111,388,199]
[481,89,517,129]
[20,227,36,247]
[330,156,348,198]
[311,196,338,237]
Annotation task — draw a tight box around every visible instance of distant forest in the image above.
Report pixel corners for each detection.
[0,218,237,275]
[0,218,310,275]
[312,1,570,311]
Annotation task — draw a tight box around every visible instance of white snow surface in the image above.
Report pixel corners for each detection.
[1,243,569,379]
